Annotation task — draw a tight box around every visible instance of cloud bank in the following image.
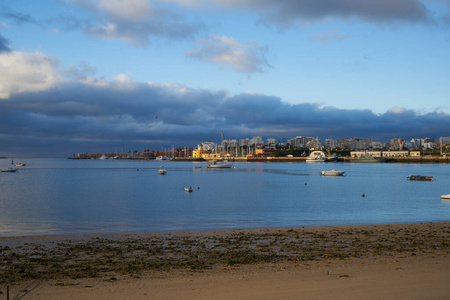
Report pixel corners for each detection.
[167,0,435,26]
[1,71,449,157]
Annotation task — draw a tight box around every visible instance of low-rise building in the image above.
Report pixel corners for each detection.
[350,151,382,158]
[383,151,409,157]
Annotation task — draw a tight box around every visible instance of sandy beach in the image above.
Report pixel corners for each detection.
[1,222,449,299]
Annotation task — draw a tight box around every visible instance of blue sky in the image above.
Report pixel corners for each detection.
[1,0,450,157]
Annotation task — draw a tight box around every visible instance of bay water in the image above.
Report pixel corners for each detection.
[1,158,449,237]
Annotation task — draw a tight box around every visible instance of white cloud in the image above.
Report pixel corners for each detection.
[68,0,202,46]
[388,106,407,114]
[0,51,60,99]
[186,35,271,73]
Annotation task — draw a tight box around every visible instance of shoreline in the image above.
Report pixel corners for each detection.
[1,220,449,240]
[66,156,450,163]
[1,222,449,299]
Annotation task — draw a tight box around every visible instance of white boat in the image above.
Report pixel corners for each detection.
[207,160,233,168]
[99,155,107,160]
[321,170,345,176]
[155,155,171,161]
[306,151,326,163]
[184,187,193,192]
[440,194,450,200]
[1,167,19,172]
[157,167,167,175]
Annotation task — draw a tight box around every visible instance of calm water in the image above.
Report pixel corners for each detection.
[1,158,449,237]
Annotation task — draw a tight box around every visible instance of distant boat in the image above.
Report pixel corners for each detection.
[99,155,107,160]
[158,167,167,175]
[15,163,26,167]
[321,170,345,176]
[155,156,171,161]
[207,160,233,168]
[184,187,193,192]
[351,155,387,163]
[1,167,19,172]
[407,174,434,181]
[441,194,450,200]
[306,151,326,163]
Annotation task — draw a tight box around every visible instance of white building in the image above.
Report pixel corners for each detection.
[324,138,337,149]
[251,136,264,146]
[288,136,316,148]
[199,142,217,151]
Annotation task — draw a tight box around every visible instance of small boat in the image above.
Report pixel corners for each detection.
[321,170,345,176]
[407,174,434,181]
[440,194,450,200]
[184,187,193,192]
[157,167,167,175]
[1,167,19,172]
[15,163,26,167]
[155,155,171,161]
[207,160,233,168]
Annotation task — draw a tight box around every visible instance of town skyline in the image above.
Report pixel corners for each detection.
[1,1,450,157]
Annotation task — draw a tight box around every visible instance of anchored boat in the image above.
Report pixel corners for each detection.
[207,160,233,168]
[407,174,434,181]
[320,170,345,176]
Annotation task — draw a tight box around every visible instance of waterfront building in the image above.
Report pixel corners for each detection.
[222,139,238,148]
[369,141,383,150]
[324,138,337,149]
[251,136,264,146]
[239,138,251,147]
[266,138,277,149]
[200,142,217,151]
[305,138,322,149]
[390,138,405,150]
[351,151,383,158]
[288,136,316,148]
[441,137,450,145]
[337,138,372,150]
[193,145,211,158]
[383,151,409,158]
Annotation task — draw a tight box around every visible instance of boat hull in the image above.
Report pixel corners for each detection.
[321,170,345,176]
[1,168,19,172]
[407,174,434,181]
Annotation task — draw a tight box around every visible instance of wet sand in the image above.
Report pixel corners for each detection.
[1,222,449,299]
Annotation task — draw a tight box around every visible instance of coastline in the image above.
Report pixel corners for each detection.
[67,156,450,163]
[1,222,449,299]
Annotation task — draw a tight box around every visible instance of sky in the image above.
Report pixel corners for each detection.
[0,0,450,157]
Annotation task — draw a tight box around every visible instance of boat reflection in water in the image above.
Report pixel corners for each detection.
[207,160,233,168]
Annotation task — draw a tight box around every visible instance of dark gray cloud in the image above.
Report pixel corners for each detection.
[1,82,449,157]
[220,0,432,26]
[0,34,11,53]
